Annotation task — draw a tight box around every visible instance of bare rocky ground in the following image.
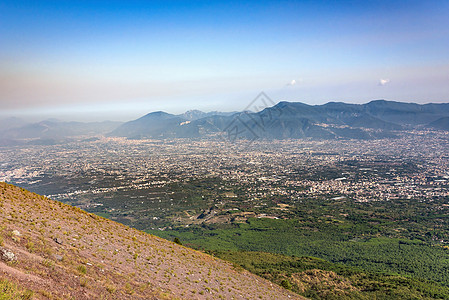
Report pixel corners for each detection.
[0,182,303,299]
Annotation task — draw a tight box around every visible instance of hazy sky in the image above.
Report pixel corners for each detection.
[1,0,449,121]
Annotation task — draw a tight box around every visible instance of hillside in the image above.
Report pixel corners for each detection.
[0,182,301,299]
[428,116,449,131]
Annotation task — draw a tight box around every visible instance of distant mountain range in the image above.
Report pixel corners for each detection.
[2,100,449,145]
[110,100,449,140]
[0,119,123,146]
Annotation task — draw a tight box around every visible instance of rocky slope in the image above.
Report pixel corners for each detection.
[0,182,301,299]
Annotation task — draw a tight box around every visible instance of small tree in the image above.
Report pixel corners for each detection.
[280,279,292,290]
[173,237,182,245]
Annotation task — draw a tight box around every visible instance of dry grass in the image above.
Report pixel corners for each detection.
[0,182,302,299]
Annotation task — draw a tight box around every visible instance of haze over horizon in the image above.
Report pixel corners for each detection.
[1,0,449,122]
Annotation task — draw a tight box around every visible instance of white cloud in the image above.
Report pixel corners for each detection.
[287,79,297,86]
[286,78,303,87]
[379,78,390,86]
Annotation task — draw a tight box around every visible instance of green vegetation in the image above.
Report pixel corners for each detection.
[150,216,449,298]
[76,265,87,275]
[280,279,292,290]
[0,278,33,300]
[210,250,449,299]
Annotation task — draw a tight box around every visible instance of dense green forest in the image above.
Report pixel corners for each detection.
[149,197,449,299]
[150,218,449,285]
[212,250,449,299]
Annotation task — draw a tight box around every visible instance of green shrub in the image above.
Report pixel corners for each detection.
[280,279,292,290]
[76,265,87,274]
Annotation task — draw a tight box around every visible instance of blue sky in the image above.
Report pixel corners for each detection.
[1,0,448,121]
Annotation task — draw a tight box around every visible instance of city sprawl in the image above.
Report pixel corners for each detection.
[1,132,449,238]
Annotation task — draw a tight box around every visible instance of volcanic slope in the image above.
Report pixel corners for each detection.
[0,182,301,299]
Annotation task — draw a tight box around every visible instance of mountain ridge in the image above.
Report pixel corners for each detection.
[112,99,449,140]
[3,100,449,144]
